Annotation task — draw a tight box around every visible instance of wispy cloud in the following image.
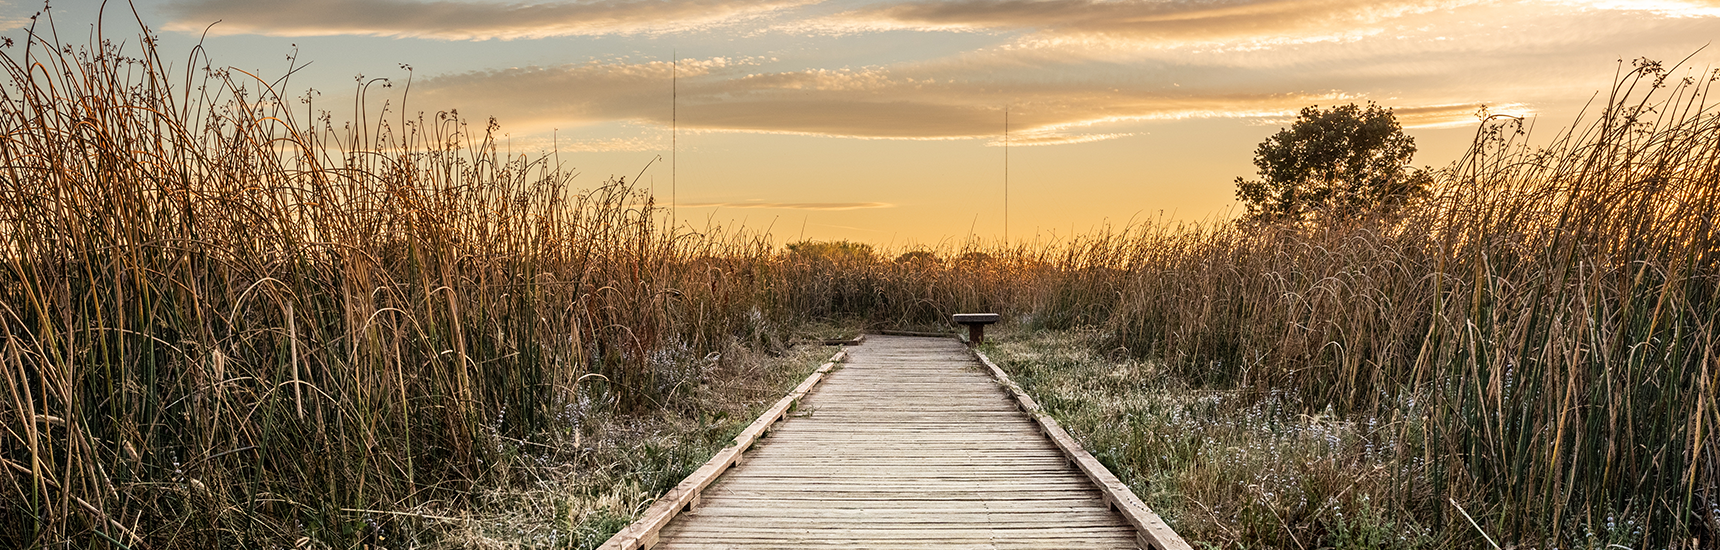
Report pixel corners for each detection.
[414,57,1349,140]
[1250,102,1536,129]
[1394,103,1534,129]
[162,0,812,39]
[987,131,1134,147]
[288,0,1718,150]
[0,0,40,30]
[411,57,757,130]
[681,201,894,210]
[821,0,1487,45]
[1556,0,1720,18]
[556,136,663,152]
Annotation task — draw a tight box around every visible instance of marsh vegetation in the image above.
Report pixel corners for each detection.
[1,13,1715,550]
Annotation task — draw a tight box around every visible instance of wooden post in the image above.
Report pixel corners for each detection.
[951,313,1001,346]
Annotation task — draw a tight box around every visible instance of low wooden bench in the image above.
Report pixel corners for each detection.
[951,312,1001,345]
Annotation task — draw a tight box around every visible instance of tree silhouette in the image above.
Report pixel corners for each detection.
[1234,103,1430,224]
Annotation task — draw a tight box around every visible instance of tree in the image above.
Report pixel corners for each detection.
[1234,103,1430,224]
[894,250,941,266]
[785,240,875,264]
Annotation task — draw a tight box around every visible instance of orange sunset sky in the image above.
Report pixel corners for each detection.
[7,0,1720,245]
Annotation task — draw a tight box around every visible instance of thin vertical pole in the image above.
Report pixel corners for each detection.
[672,50,678,231]
[1004,106,1009,244]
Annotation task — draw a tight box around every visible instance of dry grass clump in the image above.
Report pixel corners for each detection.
[1100,60,1718,549]
[420,339,846,550]
[976,61,1720,549]
[0,11,803,549]
[988,327,1442,549]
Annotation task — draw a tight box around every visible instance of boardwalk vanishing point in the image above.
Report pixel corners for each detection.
[600,334,1192,549]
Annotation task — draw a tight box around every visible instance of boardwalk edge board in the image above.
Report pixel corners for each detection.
[970,348,1196,550]
[597,348,851,550]
[821,333,868,346]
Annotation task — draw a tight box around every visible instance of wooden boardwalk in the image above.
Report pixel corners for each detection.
[604,334,1189,549]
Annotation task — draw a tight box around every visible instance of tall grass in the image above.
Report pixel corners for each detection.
[3,8,1716,549]
[1088,59,1720,547]
[0,12,782,547]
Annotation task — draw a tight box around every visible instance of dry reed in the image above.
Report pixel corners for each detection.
[2,9,1716,549]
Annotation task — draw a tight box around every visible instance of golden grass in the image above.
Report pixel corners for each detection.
[1,11,1714,550]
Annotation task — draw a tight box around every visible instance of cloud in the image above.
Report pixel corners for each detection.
[0,0,41,30]
[556,136,663,152]
[1555,0,1720,17]
[413,57,1348,141]
[681,201,894,210]
[410,57,753,129]
[1393,103,1534,129]
[824,0,1487,45]
[162,0,812,39]
[1250,102,1537,129]
[986,132,1134,147]
[384,0,1714,146]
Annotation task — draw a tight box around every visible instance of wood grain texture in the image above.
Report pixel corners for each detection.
[598,350,847,550]
[649,335,1155,549]
[970,349,1194,550]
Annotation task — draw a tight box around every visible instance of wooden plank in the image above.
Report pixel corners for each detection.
[655,335,1145,549]
[877,329,952,337]
[596,349,848,550]
[822,334,867,346]
[970,348,1195,550]
[605,334,1190,550]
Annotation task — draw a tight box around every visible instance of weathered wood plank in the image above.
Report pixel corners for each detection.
[596,350,848,550]
[970,349,1194,550]
[600,334,1190,550]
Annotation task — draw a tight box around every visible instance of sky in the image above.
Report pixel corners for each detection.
[5,0,1720,246]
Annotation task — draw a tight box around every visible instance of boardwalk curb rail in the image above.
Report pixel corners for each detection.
[597,345,855,550]
[969,348,1195,550]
